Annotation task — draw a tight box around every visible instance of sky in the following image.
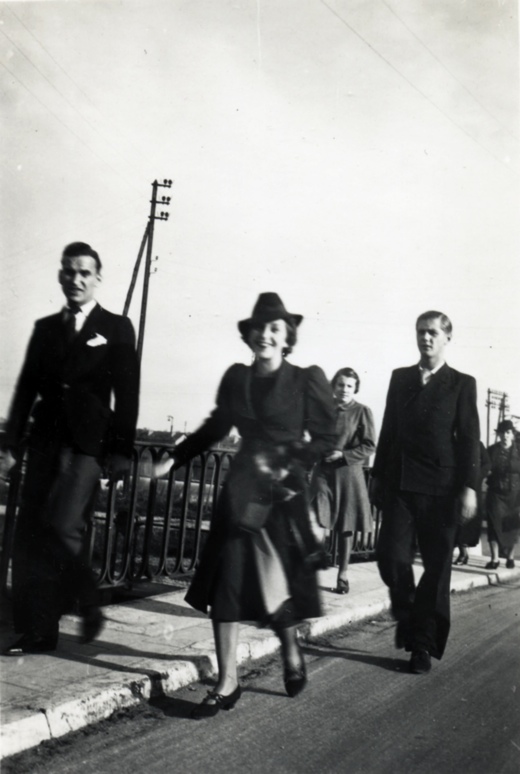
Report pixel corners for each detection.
[1,0,519,443]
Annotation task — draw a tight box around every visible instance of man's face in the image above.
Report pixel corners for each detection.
[59,255,101,307]
[416,317,450,363]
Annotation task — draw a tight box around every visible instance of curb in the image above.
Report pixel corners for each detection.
[2,566,519,760]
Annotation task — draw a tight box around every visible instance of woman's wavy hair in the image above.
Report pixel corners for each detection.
[331,367,360,394]
[242,319,298,357]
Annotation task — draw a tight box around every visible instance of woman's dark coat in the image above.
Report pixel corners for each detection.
[174,360,336,622]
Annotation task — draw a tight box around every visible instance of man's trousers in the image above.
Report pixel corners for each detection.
[12,442,102,639]
[376,490,458,659]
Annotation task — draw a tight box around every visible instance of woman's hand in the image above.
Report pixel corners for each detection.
[153,456,175,479]
[323,450,343,463]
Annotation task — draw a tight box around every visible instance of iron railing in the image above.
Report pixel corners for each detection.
[0,441,380,596]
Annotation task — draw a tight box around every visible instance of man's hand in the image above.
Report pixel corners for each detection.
[457,486,477,523]
[0,450,17,481]
[106,454,131,482]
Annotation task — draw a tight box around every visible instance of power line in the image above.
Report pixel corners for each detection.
[381,0,519,143]
[319,0,519,177]
[0,28,145,190]
[4,3,99,110]
[4,4,154,176]
[0,59,142,192]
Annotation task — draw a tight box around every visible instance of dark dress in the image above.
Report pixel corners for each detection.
[174,360,336,625]
[326,401,376,534]
[486,442,520,551]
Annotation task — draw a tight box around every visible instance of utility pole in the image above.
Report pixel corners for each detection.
[486,389,509,445]
[123,178,172,363]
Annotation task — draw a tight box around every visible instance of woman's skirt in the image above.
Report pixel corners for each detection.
[332,464,373,534]
[486,490,520,550]
[185,484,323,625]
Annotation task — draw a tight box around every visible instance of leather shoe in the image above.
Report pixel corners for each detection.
[485,560,499,570]
[283,641,307,698]
[3,634,57,656]
[81,606,104,644]
[335,578,349,595]
[190,685,242,719]
[409,649,431,674]
[506,559,515,569]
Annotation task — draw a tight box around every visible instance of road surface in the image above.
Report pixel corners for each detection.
[5,580,520,774]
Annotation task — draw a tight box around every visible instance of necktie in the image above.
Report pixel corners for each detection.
[64,307,79,345]
[419,368,431,386]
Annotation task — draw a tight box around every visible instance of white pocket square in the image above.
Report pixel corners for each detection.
[87,333,107,347]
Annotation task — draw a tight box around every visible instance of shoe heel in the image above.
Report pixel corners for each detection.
[222,685,242,710]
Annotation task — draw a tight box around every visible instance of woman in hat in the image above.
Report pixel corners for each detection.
[157,293,336,718]
[484,420,520,570]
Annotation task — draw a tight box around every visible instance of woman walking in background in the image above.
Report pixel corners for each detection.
[453,442,490,565]
[320,367,376,594]
[485,420,520,570]
[156,293,336,718]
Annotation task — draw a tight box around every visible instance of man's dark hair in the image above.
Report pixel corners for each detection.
[62,242,102,273]
[416,310,452,336]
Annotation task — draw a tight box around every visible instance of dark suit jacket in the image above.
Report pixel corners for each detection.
[5,304,139,459]
[372,364,480,496]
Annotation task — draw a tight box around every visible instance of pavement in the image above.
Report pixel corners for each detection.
[1,554,519,760]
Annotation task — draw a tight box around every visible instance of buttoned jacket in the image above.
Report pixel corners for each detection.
[5,304,139,458]
[372,364,480,495]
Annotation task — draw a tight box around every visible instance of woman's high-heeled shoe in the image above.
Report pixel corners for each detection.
[284,642,307,698]
[190,685,242,720]
[335,577,349,594]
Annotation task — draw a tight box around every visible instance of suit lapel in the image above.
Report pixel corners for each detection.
[65,304,104,358]
[402,366,422,408]
[65,304,103,364]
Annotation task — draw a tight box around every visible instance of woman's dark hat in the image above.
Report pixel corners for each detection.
[238,293,303,337]
[497,419,515,435]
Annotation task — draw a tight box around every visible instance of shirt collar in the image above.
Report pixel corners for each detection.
[63,299,97,319]
[418,361,445,376]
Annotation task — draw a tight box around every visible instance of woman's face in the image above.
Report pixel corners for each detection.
[333,375,357,404]
[499,429,515,447]
[248,319,288,362]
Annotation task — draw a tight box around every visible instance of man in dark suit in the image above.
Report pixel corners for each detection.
[370,311,480,674]
[1,242,139,654]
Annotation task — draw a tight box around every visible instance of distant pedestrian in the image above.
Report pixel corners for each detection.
[452,442,491,565]
[155,293,336,718]
[0,242,139,655]
[370,311,480,674]
[485,420,520,570]
[315,367,376,594]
